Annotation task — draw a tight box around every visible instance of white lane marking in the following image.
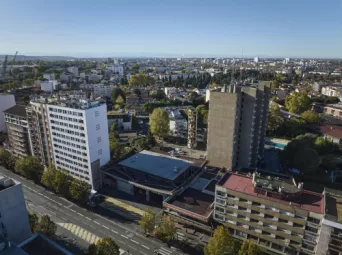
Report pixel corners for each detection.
[94,221,100,225]
[141,245,150,250]
[61,217,67,221]
[128,245,137,250]
[140,252,148,255]
[57,203,62,206]
[38,192,43,195]
[103,225,109,230]
[86,217,91,220]
[77,213,84,217]
[131,239,139,244]
[70,209,76,213]
[111,230,118,234]
[121,234,128,239]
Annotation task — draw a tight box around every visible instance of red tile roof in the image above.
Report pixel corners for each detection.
[220,173,324,214]
[312,124,342,139]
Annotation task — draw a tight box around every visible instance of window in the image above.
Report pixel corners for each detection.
[97,137,101,143]
[96,124,100,130]
[95,111,99,117]
[216,191,226,197]
[78,113,83,117]
[98,149,102,155]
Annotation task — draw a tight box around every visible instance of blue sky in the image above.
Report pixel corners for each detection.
[1,0,342,58]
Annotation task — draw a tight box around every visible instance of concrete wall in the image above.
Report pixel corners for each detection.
[207,92,238,169]
[0,183,32,244]
[0,94,16,132]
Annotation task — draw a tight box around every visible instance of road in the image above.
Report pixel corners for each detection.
[0,166,180,255]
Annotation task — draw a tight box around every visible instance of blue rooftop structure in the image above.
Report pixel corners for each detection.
[119,150,193,180]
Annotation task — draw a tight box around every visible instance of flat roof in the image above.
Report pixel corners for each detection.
[324,189,342,222]
[119,150,193,180]
[219,173,323,214]
[4,105,27,117]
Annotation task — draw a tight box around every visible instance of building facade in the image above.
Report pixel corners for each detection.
[0,175,32,244]
[0,94,16,132]
[4,105,31,157]
[207,82,270,169]
[214,172,324,255]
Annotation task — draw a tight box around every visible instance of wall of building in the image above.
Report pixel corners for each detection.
[207,92,238,169]
[0,183,32,244]
[0,94,16,132]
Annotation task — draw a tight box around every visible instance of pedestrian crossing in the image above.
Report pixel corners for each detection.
[57,223,100,244]
[155,247,173,255]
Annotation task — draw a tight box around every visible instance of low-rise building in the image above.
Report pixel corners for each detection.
[0,175,32,244]
[43,73,55,80]
[107,111,132,131]
[4,105,30,157]
[308,124,342,145]
[322,85,342,100]
[67,66,79,77]
[214,171,324,255]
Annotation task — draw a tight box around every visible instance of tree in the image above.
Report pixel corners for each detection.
[238,240,261,255]
[285,92,311,114]
[196,104,209,126]
[69,178,91,204]
[128,74,154,86]
[111,88,125,105]
[315,137,339,155]
[0,147,13,170]
[129,136,150,151]
[204,226,236,255]
[28,212,39,233]
[131,116,140,130]
[53,170,71,197]
[301,110,320,124]
[267,102,284,133]
[149,108,169,143]
[109,133,127,160]
[139,209,156,235]
[38,215,57,237]
[41,164,57,189]
[157,216,177,242]
[96,237,120,255]
[150,89,166,101]
[133,88,142,97]
[88,244,98,255]
[15,156,44,183]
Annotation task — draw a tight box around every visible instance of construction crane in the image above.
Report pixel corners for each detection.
[12,51,18,62]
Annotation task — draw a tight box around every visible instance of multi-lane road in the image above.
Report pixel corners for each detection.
[0,166,181,255]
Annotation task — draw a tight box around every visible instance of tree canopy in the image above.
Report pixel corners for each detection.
[267,102,284,133]
[139,209,156,235]
[204,226,238,255]
[88,237,120,255]
[128,74,154,86]
[285,92,311,114]
[15,156,44,183]
[69,178,91,204]
[156,215,177,242]
[301,110,320,124]
[38,215,57,237]
[149,108,170,142]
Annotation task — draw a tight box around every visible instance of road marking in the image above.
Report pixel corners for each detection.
[121,234,128,239]
[57,203,62,206]
[118,240,125,244]
[86,217,91,220]
[94,221,100,225]
[103,225,109,230]
[77,213,84,217]
[140,252,148,255]
[131,239,139,244]
[61,217,67,221]
[38,192,43,195]
[111,230,118,234]
[70,209,76,213]
[141,245,150,250]
[128,245,137,251]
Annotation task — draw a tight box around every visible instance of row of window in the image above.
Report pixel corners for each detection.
[56,164,89,181]
[50,120,84,131]
[53,142,86,153]
[51,126,85,138]
[56,155,88,170]
[55,150,87,163]
[49,114,84,123]
[49,108,83,117]
[52,132,86,145]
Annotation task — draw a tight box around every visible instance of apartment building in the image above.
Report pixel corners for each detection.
[4,105,31,157]
[67,66,79,77]
[321,85,342,100]
[207,82,270,169]
[0,94,16,132]
[0,175,32,244]
[214,171,324,255]
[316,188,342,255]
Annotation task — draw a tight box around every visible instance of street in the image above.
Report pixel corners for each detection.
[0,166,181,255]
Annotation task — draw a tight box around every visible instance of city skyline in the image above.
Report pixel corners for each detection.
[1,0,342,58]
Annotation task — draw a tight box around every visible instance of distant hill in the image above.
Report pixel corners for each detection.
[0,55,79,62]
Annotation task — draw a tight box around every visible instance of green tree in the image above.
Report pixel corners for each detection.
[111,88,125,105]
[109,133,127,160]
[96,237,120,255]
[133,88,142,97]
[53,170,71,197]
[23,78,34,86]
[315,137,339,155]
[139,209,156,235]
[267,102,284,133]
[149,108,169,143]
[0,147,13,170]
[41,164,57,189]
[157,216,177,242]
[150,89,166,101]
[69,178,91,204]
[129,136,150,151]
[196,104,209,126]
[204,226,236,255]
[38,215,57,237]
[88,243,98,255]
[28,212,39,233]
[238,239,261,255]
[128,74,154,86]
[285,92,311,114]
[301,110,320,124]
[15,156,44,183]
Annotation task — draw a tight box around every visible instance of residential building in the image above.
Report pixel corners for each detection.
[205,87,221,102]
[40,81,54,92]
[0,94,16,132]
[4,105,30,157]
[314,103,342,119]
[316,188,342,255]
[27,94,110,189]
[67,66,79,77]
[254,57,259,63]
[83,84,116,98]
[164,107,188,137]
[107,111,132,131]
[0,175,32,244]
[214,171,324,255]
[106,64,124,75]
[207,82,270,169]
[312,82,328,93]
[59,72,73,82]
[43,73,55,80]
[307,124,342,145]
[321,84,342,100]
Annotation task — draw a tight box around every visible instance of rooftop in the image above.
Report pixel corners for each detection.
[4,105,27,118]
[310,124,342,139]
[119,150,193,180]
[324,188,342,223]
[219,172,323,214]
